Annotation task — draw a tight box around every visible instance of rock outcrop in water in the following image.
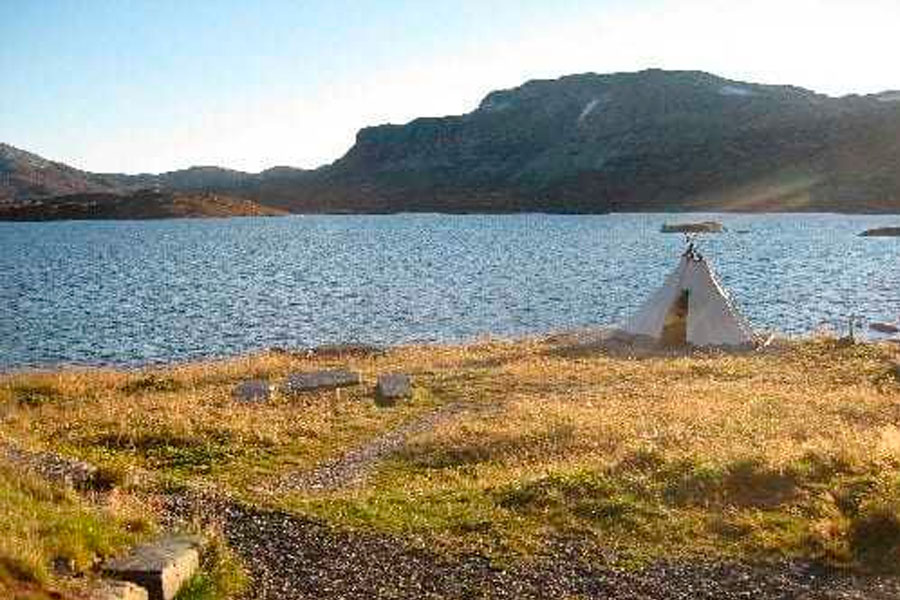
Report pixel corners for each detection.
[869,322,900,334]
[661,221,725,233]
[3,69,900,217]
[860,227,900,237]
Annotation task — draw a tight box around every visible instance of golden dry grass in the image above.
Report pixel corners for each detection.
[0,349,441,492]
[2,337,899,581]
[280,338,900,568]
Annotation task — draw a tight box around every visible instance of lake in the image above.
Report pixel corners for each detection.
[1,213,898,369]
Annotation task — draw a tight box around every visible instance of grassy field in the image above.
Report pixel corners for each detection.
[1,336,899,595]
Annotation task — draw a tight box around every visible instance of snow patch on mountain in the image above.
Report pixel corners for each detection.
[719,85,755,97]
[578,98,601,123]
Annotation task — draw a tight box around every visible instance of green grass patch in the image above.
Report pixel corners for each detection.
[87,430,271,475]
[0,462,151,589]
[174,532,247,600]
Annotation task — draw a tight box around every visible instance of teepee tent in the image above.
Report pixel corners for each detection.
[618,244,756,347]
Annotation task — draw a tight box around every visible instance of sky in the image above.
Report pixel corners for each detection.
[2,0,899,174]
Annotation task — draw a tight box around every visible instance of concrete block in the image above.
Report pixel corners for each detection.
[103,535,202,600]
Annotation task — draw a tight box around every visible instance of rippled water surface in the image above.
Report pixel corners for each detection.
[1,214,898,368]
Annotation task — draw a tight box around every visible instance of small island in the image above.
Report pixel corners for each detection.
[660,221,725,233]
[859,227,900,237]
[0,190,288,221]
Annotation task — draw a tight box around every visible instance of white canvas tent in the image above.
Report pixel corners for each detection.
[617,245,756,347]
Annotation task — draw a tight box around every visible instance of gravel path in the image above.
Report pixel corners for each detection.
[272,402,466,492]
[165,493,900,600]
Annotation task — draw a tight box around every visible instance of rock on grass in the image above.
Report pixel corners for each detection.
[281,370,360,395]
[375,374,412,406]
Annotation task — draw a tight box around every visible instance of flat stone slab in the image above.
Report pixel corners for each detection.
[103,535,202,600]
[232,379,272,402]
[375,373,412,406]
[282,369,360,394]
[91,580,149,600]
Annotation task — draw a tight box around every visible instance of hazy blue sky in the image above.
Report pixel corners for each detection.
[2,0,898,173]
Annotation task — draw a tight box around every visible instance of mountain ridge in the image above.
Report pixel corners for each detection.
[3,69,900,217]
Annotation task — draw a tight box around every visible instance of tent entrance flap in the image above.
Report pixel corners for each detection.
[660,289,689,346]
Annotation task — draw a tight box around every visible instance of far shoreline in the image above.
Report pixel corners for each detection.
[3,208,900,222]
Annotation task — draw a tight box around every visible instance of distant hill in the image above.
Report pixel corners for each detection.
[300,69,900,213]
[0,143,118,202]
[3,69,900,217]
[0,189,288,221]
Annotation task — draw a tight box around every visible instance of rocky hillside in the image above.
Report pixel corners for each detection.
[3,69,900,216]
[298,69,900,213]
[0,143,118,202]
